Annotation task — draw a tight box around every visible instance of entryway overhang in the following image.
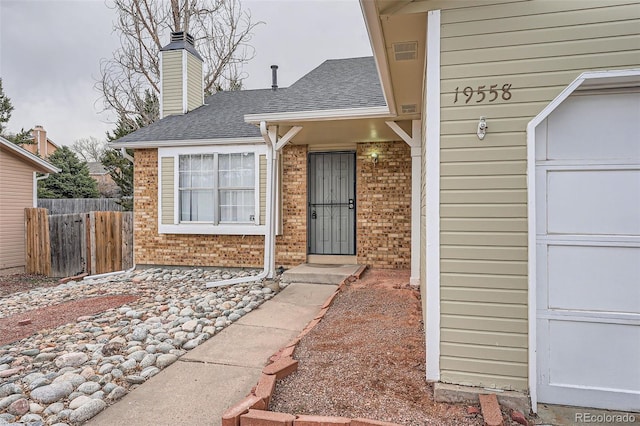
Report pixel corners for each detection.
[246,109,423,286]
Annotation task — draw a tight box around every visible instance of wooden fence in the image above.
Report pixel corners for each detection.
[38,198,123,215]
[25,208,51,276]
[25,208,133,277]
[50,213,86,277]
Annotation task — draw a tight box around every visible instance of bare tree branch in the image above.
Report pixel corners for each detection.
[70,137,108,162]
[97,0,260,131]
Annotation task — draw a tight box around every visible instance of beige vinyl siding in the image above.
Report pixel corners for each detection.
[0,149,35,271]
[162,50,183,117]
[437,0,640,391]
[160,157,174,224]
[186,54,203,112]
[259,154,267,225]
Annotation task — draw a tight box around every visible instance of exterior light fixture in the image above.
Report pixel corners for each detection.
[477,116,487,140]
[371,152,379,164]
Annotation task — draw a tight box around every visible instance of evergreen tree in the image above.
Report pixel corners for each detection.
[5,128,34,145]
[0,78,14,134]
[106,90,159,141]
[101,148,134,210]
[38,146,100,198]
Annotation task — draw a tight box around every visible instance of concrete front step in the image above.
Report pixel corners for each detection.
[280,264,363,285]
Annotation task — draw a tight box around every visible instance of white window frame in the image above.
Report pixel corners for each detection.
[158,144,267,235]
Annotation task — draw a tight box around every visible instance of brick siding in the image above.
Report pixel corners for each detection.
[133,141,411,269]
[275,145,308,268]
[356,141,412,268]
[134,149,265,267]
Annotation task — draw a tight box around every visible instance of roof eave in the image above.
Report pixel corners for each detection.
[110,136,266,149]
[0,136,60,173]
[360,0,397,116]
[244,106,392,125]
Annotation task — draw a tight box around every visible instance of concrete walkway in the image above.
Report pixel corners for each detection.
[85,283,337,426]
[281,263,363,284]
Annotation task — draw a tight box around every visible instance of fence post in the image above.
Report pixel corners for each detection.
[90,211,97,275]
[122,212,134,270]
[25,208,51,276]
[85,213,91,275]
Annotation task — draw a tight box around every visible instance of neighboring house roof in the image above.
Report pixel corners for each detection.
[87,161,108,175]
[112,56,385,146]
[0,136,60,173]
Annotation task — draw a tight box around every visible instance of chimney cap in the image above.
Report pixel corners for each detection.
[161,31,203,61]
[171,31,195,46]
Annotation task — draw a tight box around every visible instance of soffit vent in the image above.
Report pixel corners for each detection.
[401,104,417,114]
[393,42,418,61]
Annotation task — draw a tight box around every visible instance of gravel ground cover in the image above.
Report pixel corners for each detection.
[0,268,280,425]
[269,269,484,426]
[0,275,60,298]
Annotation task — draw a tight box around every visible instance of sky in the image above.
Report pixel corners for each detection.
[0,0,372,145]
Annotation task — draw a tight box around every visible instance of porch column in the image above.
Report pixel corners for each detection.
[386,120,422,287]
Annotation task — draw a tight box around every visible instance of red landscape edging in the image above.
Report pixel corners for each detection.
[221,269,402,426]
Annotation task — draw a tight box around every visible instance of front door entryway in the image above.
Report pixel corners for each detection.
[308,152,356,255]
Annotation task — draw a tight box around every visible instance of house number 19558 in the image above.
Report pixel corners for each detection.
[454,84,512,104]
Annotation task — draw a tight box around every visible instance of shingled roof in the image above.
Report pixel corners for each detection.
[112,56,386,145]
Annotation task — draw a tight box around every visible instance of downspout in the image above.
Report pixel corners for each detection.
[206,120,303,286]
[84,149,137,281]
[205,121,276,287]
[34,173,50,207]
[120,148,134,162]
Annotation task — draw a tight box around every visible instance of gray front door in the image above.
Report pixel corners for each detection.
[308,152,356,255]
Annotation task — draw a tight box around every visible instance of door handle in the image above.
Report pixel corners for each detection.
[348,199,354,210]
[311,210,317,219]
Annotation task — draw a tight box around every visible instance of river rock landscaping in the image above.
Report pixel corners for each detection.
[0,268,281,425]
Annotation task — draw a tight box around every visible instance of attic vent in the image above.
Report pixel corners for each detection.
[393,42,418,61]
[401,104,417,114]
[171,31,195,46]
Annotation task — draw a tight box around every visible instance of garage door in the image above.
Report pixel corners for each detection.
[535,89,640,411]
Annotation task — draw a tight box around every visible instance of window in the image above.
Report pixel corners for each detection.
[179,154,215,222]
[178,152,255,224]
[159,145,266,235]
[218,153,255,222]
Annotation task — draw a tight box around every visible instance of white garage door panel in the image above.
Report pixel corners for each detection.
[536,88,640,411]
[548,320,640,392]
[547,169,640,235]
[546,92,640,161]
[547,245,640,313]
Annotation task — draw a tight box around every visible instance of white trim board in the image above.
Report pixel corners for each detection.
[110,137,265,149]
[386,120,422,287]
[525,68,640,413]
[157,144,268,236]
[425,9,441,383]
[0,136,60,173]
[245,106,390,124]
[360,0,397,116]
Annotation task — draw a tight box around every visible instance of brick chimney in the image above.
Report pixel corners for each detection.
[30,125,47,157]
[160,31,204,118]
